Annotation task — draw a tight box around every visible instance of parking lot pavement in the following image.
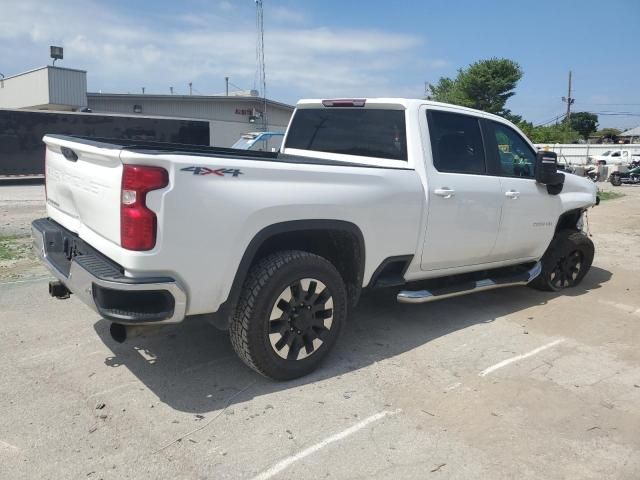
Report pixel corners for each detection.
[1,185,640,479]
[0,183,47,280]
[0,181,46,237]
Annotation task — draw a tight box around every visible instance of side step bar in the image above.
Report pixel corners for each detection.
[397,262,542,304]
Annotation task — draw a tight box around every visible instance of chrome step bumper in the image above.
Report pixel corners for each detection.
[397,262,542,304]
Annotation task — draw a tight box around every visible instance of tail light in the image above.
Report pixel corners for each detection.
[121,165,168,251]
[321,99,366,107]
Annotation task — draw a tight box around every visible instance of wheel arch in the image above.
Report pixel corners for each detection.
[555,208,585,234]
[209,220,365,329]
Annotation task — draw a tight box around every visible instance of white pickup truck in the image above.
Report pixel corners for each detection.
[33,98,598,379]
[590,149,640,165]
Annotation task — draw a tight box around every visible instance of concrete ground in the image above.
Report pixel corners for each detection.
[0,181,46,280]
[1,183,639,479]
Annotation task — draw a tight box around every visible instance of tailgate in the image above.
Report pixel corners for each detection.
[44,135,123,245]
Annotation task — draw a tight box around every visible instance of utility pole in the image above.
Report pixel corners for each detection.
[562,71,575,122]
[561,71,575,142]
[189,82,192,96]
[256,0,267,131]
[225,77,229,96]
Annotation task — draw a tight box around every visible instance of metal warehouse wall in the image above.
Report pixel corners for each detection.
[47,68,87,109]
[86,95,293,147]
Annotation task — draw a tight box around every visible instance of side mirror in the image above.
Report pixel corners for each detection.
[535,151,564,185]
[535,151,564,194]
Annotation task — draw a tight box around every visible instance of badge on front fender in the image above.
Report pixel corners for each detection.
[181,166,243,177]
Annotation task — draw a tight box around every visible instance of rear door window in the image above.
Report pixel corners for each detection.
[284,108,407,161]
[426,110,486,174]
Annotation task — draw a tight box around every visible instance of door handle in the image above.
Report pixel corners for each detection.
[505,190,520,199]
[434,187,455,198]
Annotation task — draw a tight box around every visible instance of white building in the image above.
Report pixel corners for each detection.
[0,66,87,111]
[0,66,293,147]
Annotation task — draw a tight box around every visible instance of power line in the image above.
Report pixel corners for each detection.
[228,81,246,92]
[535,113,566,127]
[580,103,640,106]
[589,111,640,116]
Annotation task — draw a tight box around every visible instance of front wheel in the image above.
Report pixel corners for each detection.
[529,230,594,292]
[229,250,347,380]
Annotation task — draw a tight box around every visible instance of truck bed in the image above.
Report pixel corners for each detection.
[48,135,411,170]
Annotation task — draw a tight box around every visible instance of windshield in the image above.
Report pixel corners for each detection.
[231,138,255,149]
[601,151,611,156]
[249,133,284,151]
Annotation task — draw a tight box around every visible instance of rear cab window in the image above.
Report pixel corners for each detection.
[284,108,407,162]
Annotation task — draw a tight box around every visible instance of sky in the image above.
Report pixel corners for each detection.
[1,0,639,128]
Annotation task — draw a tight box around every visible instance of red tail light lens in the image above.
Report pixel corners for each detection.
[321,99,366,107]
[121,165,168,251]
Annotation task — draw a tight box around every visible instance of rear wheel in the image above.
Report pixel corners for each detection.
[529,230,594,292]
[229,250,347,380]
[610,174,622,186]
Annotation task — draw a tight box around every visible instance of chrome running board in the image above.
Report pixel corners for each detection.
[397,262,541,304]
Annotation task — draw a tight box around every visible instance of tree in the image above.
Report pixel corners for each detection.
[596,128,622,137]
[527,123,581,144]
[596,128,621,136]
[428,58,523,116]
[568,112,598,139]
[595,127,621,142]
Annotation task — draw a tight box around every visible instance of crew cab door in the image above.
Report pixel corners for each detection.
[420,108,503,270]
[484,120,561,260]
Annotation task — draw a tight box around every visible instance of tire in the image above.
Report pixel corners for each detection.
[229,250,348,380]
[610,174,622,186]
[529,230,594,292]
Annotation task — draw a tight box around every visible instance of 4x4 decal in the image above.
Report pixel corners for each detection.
[181,166,243,177]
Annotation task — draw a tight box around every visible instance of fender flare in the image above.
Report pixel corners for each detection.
[208,219,365,329]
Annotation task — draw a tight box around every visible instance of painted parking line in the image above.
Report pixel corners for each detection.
[479,339,565,377]
[250,409,401,480]
[0,275,51,286]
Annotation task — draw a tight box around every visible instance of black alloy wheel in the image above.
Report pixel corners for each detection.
[548,250,584,289]
[268,278,334,361]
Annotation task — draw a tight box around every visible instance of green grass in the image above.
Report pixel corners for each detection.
[597,191,625,201]
[0,235,30,261]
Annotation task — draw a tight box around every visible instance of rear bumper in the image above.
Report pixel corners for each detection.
[31,218,187,325]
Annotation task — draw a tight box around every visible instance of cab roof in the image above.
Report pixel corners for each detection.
[296,98,509,123]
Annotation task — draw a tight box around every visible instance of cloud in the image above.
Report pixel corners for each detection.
[269,6,308,24]
[0,0,438,101]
